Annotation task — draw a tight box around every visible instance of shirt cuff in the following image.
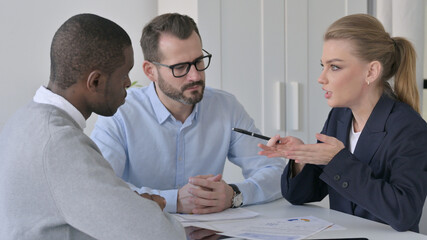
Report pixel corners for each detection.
[161,189,179,213]
[129,185,178,213]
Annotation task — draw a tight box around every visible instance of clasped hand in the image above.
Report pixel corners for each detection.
[177,174,234,214]
[258,133,344,165]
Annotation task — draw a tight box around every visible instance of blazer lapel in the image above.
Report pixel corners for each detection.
[336,108,352,147]
[353,95,394,165]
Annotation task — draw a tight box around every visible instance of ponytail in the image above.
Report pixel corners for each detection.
[392,37,420,113]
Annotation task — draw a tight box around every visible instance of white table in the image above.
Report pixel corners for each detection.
[240,198,427,240]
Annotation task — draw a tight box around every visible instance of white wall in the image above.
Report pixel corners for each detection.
[425,1,427,81]
[0,0,157,134]
[423,2,427,121]
[158,0,198,22]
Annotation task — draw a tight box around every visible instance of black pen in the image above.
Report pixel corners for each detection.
[232,128,271,141]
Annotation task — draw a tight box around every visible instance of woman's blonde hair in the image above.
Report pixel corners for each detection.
[324,14,420,113]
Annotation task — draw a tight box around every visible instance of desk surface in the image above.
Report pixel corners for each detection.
[241,198,427,240]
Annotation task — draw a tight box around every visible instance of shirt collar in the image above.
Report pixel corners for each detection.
[33,86,86,129]
[147,82,200,124]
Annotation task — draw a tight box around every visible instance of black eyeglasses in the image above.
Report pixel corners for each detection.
[149,49,212,78]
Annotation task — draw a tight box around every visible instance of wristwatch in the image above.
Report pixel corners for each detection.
[229,184,243,208]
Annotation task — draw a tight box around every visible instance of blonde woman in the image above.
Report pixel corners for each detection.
[259,14,427,232]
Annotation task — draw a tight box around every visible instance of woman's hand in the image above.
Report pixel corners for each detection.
[283,133,345,165]
[258,135,304,158]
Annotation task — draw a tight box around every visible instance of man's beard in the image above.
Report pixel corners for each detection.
[157,74,205,105]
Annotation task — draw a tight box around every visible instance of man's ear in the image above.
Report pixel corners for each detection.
[86,70,105,92]
[142,60,157,83]
[366,61,381,84]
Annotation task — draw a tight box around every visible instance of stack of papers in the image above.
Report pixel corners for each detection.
[174,209,337,240]
[213,216,334,240]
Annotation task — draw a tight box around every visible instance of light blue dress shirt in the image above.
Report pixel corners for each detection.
[91,83,285,212]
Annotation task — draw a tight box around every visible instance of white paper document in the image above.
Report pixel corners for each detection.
[173,207,259,222]
[216,216,333,240]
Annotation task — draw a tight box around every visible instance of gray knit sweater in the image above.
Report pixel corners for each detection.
[0,101,185,240]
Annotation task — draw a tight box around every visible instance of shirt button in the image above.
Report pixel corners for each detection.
[342,182,349,188]
[334,175,341,181]
[178,157,182,161]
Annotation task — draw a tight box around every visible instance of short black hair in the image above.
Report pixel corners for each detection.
[140,13,201,62]
[50,13,131,89]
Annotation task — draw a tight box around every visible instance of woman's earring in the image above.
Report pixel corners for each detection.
[367,81,370,86]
